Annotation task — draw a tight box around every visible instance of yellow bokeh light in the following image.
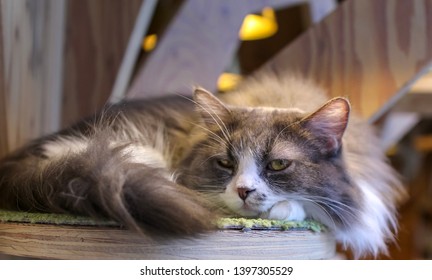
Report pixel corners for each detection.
[142,34,158,52]
[239,7,278,41]
[217,73,242,92]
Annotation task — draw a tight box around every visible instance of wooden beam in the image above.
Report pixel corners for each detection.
[409,71,432,94]
[379,112,420,151]
[109,0,158,103]
[377,72,432,150]
[260,0,432,121]
[390,93,432,116]
[127,0,336,99]
[0,0,66,151]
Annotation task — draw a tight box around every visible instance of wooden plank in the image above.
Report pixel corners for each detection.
[127,0,335,99]
[109,0,158,103]
[377,72,432,150]
[61,0,142,127]
[260,0,432,121]
[0,0,66,151]
[0,4,8,158]
[0,222,335,260]
[390,93,432,116]
[379,112,420,150]
[410,71,432,94]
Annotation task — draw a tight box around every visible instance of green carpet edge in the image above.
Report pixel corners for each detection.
[0,210,326,232]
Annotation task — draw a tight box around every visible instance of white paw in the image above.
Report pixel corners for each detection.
[262,200,306,221]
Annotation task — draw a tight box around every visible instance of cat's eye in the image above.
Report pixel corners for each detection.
[267,159,291,171]
[216,158,235,169]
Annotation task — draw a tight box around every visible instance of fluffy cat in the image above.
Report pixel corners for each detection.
[0,74,405,258]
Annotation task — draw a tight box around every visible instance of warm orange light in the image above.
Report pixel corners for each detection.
[239,7,278,41]
[142,34,157,52]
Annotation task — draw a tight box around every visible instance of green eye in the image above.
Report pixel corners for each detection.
[217,158,235,169]
[267,159,291,171]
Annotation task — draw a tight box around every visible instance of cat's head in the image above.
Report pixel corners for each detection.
[179,88,360,230]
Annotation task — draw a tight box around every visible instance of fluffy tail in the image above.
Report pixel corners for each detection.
[0,132,216,235]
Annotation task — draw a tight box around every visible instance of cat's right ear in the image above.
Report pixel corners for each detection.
[193,87,231,127]
[300,97,350,156]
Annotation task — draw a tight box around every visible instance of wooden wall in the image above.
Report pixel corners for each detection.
[260,0,432,121]
[61,0,142,127]
[0,0,66,154]
[0,0,142,158]
[0,8,7,158]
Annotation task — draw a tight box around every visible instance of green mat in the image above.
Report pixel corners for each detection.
[217,217,325,233]
[0,210,325,232]
[0,210,118,227]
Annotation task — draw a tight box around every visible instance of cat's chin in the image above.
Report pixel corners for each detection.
[220,193,263,217]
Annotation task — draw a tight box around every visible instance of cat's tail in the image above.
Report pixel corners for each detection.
[0,131,216,235]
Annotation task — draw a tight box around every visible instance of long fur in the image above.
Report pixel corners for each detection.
[0,73,406,258]
[0,97,215,236]
[219,74,406,258]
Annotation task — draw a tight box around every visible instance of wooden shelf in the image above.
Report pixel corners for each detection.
[0,222,335,260]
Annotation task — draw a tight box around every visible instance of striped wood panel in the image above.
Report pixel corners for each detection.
[0,6,7,158]
[260,0,432,121]
[61,0,142,127]
[0,0,66,152]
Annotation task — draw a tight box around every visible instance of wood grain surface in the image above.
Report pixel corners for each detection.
[0,7,7,158]
[260,0,432,121]
[61,0,142,127]
[0,222,335,260]
[0,0,66,151]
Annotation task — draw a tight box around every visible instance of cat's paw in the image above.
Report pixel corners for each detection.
[261,200,306,221]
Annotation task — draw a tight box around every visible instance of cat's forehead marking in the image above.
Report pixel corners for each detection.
[270,141,305,160]
[236,152,259,181]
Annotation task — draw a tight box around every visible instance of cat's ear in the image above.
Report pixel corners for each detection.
[300,97,350,155]
[193,87,231,127]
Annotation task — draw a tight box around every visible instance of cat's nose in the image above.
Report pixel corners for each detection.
[237,187,256,201]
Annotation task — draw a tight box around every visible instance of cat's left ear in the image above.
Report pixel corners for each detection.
[193,87,231,127]
[300,97,350,155]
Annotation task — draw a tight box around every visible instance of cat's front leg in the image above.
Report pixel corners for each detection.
[261,200,306,221]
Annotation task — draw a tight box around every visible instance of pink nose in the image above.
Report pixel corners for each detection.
[237,187,256,201]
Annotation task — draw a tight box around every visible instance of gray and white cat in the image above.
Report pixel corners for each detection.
[0,74,405,258]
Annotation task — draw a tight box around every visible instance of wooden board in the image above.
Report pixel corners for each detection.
[0,222,335,260]
[61,0,142,127]
[0,6,7,158]
[126,0,336,99]
[109,0,158,103]
[0,0,66,151]
[260,0,432,121]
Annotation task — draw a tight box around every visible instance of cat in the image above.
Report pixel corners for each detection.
[0,73,405,258]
